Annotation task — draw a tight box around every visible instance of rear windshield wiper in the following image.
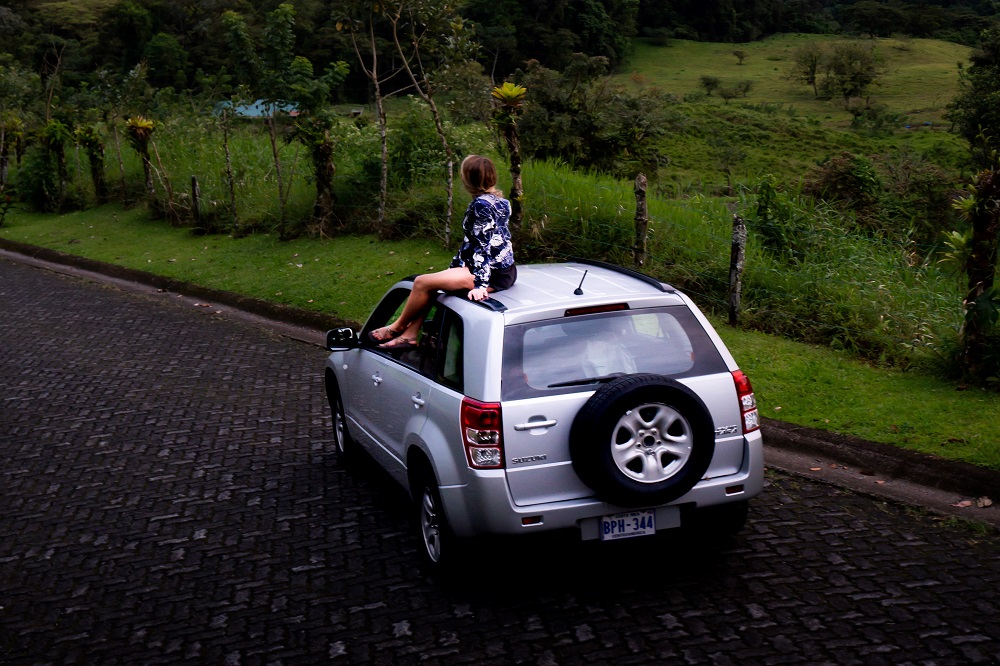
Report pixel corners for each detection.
[547,373,624,388]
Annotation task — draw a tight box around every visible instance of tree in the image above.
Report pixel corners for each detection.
[515,55,611,164]
[75,125,108,203]
[225,4,299,229]
[462,0,638,76]
[788,42,824,98]
[100,0,155,73]
[124,115,155,198]
[384,0,478,246]
[36,119,72,211]
[842,1,907,39]
[0,55,38,187]
[491,82,526,232]
[144,32,189,90]
[514,56,676,179]
[733,49,747,65]
[947,26,1000,169]
[821,42,886,102]
[226,5,349,236]
[337,4,397,237]
[699,75,721,96]
[95,62,150,205]
[952,157,1000,382]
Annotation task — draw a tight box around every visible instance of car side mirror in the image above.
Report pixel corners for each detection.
[326,327,359,351]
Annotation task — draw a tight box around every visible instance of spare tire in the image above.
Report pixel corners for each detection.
[570,374,715,507]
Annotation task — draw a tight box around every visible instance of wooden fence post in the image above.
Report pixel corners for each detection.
[191,175,201,226]
[729,214,747,327]
[633,173,648,269]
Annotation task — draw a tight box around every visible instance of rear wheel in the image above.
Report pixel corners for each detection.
[412,469,459,569]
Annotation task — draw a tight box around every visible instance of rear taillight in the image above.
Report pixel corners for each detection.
[461,398,504,468]
[732,370,760,434]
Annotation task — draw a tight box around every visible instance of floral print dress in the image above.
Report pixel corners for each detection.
[450,193,515,288]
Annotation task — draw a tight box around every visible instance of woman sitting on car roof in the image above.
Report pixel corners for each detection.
[368,154,517,349]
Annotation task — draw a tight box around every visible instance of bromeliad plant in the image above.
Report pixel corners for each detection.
[491,81,527,231]
[124,115,156,197]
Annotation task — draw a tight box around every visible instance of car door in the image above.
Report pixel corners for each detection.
[349,303,443,484]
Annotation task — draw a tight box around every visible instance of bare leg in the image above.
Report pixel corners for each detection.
[384,267,475,340]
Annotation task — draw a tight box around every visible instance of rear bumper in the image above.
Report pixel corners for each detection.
[441,430,764,538]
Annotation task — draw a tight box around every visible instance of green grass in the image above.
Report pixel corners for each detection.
[623,34,973,126]
[3,202,999,471]
[719,325,1000,471]
[1,205,452,325]
[619,35,973,191]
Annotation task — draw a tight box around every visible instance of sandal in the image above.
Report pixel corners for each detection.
[380,336,418,350]
[368,325,403,344]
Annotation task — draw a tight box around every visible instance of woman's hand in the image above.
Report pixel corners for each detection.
[468,286,490,301]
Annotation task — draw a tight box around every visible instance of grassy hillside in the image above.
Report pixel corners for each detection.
[615,34,973,193]
[623,34,973,126]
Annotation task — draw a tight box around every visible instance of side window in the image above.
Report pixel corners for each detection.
[394,304,441,375]
[437,311,464,391]
[363,288,442,377]
[361,288,411,345]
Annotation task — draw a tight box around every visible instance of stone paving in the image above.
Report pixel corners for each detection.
[1,256,999,665]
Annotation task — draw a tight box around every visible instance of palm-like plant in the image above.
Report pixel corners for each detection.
[75,125,108,203]
[125,115,156,197]
[491,82,527,232]
[951,161,1000,381]
[38,119,72,207]
[0,115,24,187]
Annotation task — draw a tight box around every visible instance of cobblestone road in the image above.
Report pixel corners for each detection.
[1,256,999,666]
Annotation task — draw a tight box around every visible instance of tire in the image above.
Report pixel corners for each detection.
[411,469,459,569]
[325,373,354,463]
[570,374,715,508]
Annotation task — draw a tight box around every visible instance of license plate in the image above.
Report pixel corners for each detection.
[599,510,656,541]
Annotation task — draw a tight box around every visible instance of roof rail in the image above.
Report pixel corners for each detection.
[568,257,671,293]
[442,289,508,312]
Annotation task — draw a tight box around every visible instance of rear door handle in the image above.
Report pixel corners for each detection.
[411,393,425,408]
[371,372,382,386]
[514,419,558,431]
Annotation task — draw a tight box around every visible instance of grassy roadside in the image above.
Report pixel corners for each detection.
[3,203,998,471]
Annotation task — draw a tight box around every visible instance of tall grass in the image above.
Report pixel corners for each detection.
[4,34,981,380]
[507,160,964,371]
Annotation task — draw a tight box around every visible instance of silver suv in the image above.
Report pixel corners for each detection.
[324,260,763,567]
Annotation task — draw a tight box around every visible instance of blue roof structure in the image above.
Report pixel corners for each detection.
[213,100,300,118]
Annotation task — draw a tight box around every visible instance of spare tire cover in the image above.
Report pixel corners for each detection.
[570,374,715,508]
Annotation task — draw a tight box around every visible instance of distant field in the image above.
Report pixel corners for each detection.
[622,34,973,126]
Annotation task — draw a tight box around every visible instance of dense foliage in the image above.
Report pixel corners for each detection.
[948,25,1000,167]
[1,0,999,386]
[0,0,997,99]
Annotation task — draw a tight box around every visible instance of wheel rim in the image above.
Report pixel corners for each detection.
[334,397,346,455]
[419,487,443,563]
[610,403,694,483]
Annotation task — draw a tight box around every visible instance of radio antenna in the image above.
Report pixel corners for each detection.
[574,270,588,296]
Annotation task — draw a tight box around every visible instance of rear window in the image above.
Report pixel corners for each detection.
[501,306,728,400]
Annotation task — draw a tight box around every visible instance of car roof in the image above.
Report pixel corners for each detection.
[462,261,688,322]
